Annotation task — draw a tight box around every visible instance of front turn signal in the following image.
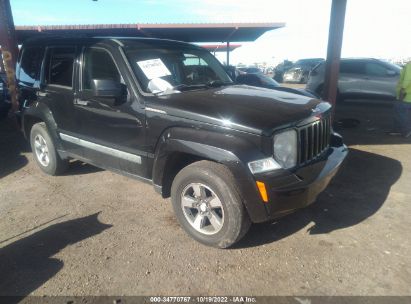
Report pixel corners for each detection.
[256,181,269,203]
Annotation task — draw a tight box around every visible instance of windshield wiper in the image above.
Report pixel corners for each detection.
[206,80,233,87]
[173,81,232,91]
[173,83,209,91]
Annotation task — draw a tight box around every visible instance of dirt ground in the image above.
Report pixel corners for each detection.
[0,101,410,297]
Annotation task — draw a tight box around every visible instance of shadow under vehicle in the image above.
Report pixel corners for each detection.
[0,213,111,301]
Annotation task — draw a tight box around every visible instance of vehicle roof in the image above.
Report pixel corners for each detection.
[315,58,388,66]
[21,36,203,50]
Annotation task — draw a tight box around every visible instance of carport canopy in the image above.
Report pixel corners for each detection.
[15,22,285,43]
[14,22,284,67]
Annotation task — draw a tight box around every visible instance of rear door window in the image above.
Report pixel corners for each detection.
[340,61,365,75]
[18,47,45,86]
[45,47,76,88]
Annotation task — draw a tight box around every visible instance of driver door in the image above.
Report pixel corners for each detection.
[74,46,147,177]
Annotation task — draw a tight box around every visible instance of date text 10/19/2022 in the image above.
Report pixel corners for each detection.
[149,296,257,303]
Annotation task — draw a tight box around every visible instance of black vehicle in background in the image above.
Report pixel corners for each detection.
[283,58,324,84]
[235,72,319,98]
[224,65,244,81]
[273,60,294,83]
[18,37,347,248]
[0,73,11,118]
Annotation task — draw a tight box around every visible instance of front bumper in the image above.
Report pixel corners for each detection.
[244,137,348,223]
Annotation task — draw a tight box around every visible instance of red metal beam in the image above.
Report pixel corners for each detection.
[0,0,19,112]
[323,0,347,113]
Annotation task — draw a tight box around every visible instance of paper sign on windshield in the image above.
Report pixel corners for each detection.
[137,59,171,80]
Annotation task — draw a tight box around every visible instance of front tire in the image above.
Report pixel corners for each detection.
[30,122,68,175]
[171,161,251,248]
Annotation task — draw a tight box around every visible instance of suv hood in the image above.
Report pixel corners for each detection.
[150,85,326,135]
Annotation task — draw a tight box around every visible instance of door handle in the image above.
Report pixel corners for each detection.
[74,99,89,106]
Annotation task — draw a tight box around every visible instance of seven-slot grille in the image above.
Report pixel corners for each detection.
[298,115,331,165]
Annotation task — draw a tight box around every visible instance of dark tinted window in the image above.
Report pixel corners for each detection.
[256,74,279,86]
[340,61,365,74]
[83,48,121,90]
[46,47,75,87]
[19,47,44,86]
[236,74,260,86]
[365,62,389,77]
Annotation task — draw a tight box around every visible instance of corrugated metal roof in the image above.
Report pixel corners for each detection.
[15,22,285,43]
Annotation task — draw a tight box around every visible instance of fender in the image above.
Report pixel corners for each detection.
[152,126,270,223]
[22,102,64,151]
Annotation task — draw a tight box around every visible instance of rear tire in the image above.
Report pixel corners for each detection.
[171,160,251,248]
[30,122,68,175]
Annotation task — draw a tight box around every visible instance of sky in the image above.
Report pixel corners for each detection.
[9,0,411,65]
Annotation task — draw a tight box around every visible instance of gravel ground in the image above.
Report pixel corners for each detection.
[0,102,410,297]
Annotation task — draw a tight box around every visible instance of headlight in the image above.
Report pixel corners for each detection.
[248,157,281,174]
[274,129,297,169]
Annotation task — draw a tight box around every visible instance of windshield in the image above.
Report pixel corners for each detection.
[125,47,232,94]
[380,60,402,72]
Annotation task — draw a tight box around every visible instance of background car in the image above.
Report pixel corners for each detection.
[306,58,401,102]
[237,66,262,74]
[283,58,324,84]
[273,60,294,82]
[224,65,245,81]
[235,72,319,98]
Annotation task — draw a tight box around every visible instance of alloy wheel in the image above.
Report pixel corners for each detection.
[34,134,50,167]
[180,183,225,235]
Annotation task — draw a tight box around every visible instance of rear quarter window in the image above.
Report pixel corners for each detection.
[18,47,45,86]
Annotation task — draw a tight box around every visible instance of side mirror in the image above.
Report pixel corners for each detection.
[91,79,125,98]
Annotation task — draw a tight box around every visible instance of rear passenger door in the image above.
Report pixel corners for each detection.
[17,46,45,110]
[338,60,365,96]
[41,46,82,155]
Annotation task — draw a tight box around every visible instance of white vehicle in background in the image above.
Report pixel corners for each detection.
[306,58,401,103]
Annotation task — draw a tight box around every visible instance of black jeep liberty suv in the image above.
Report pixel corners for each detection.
[17,37,348,248]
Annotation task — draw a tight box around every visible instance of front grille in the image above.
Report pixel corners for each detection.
[298,115,331,165]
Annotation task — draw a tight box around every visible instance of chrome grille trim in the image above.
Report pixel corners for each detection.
[297,115,331,165]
